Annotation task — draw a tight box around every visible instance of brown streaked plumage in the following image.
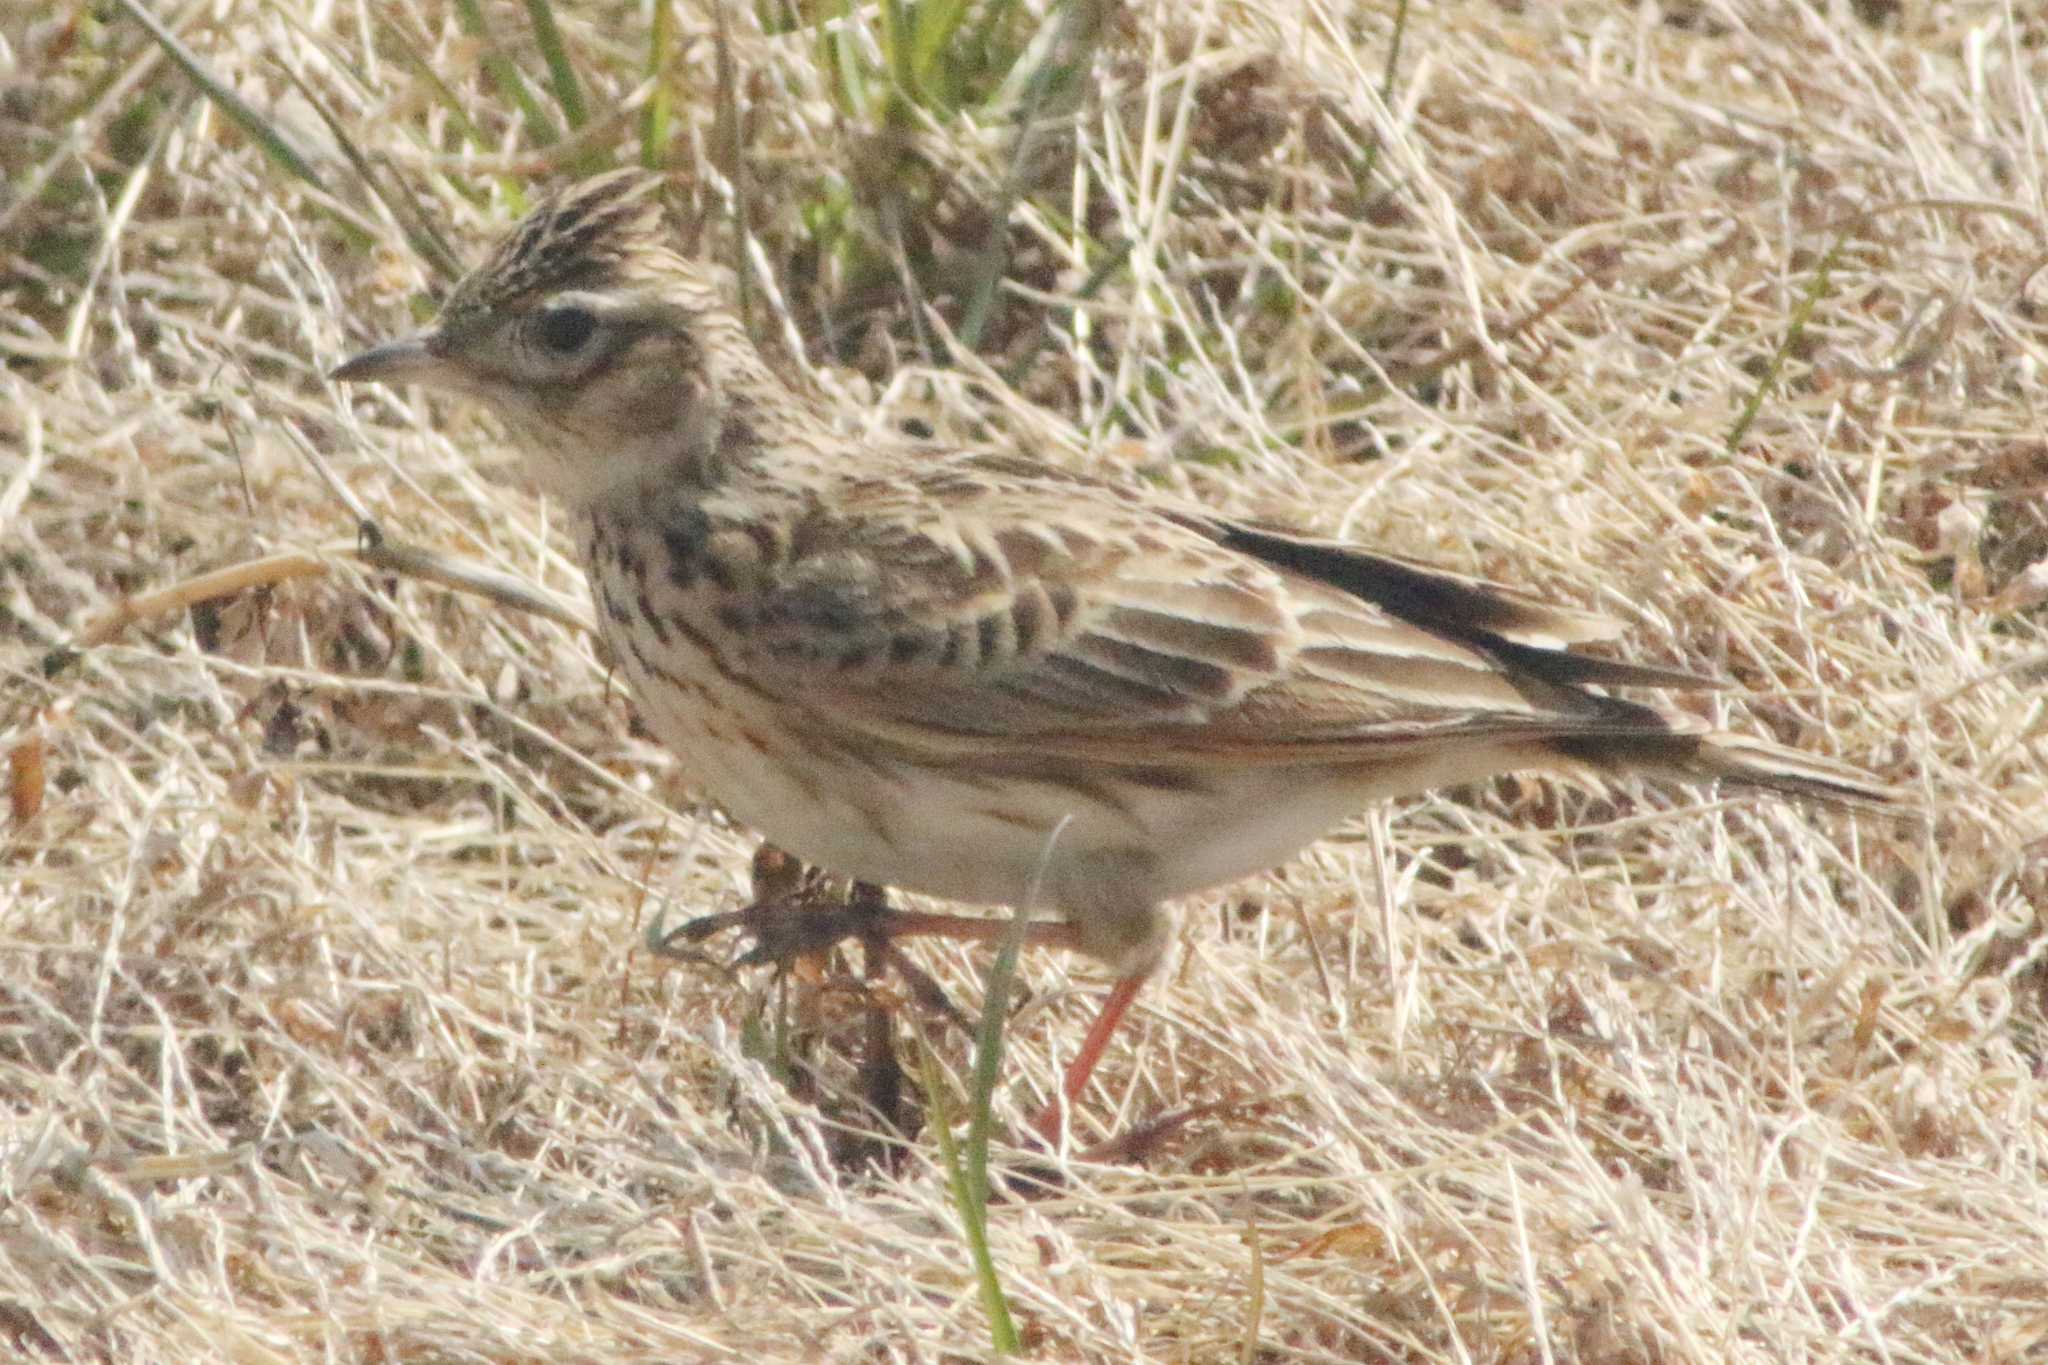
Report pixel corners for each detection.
[334,171,1893,1142]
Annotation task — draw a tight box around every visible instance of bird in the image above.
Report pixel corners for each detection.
[332,170,1892,1143]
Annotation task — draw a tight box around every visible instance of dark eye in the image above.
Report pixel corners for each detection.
[534,305,597,354]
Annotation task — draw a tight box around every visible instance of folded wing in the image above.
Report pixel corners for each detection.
[709,451,1889,806]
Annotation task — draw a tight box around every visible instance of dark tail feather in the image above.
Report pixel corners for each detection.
[1211,521,1724,693]
[1551,730,1899,810]
[1211,522,1624,647]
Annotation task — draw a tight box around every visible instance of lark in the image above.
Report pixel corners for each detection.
[334,171,1891,1140]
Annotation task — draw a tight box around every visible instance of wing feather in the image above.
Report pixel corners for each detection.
[688,450,1691,767]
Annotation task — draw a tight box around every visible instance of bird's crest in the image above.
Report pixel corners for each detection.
[440,170,669,330]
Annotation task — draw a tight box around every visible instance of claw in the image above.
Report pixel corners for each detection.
[648,867,972,1034]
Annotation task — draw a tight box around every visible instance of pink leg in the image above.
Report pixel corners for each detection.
[1030,972,1150,1144]
[671,882,1156,1142]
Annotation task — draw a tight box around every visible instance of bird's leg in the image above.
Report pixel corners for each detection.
[661,845,1184,1154]
[1028,971,1149,1145]
[652,845,1085,1037]
[1022,861,1176,1148]
[654,856,1085,970]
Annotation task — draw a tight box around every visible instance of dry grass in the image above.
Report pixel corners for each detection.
[5,0,2047,1359]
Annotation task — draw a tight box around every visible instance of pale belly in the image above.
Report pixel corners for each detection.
[581,516,1501,923]
[598,598,1378,914]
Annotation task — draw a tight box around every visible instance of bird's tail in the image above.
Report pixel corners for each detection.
[1552,729,1900,810]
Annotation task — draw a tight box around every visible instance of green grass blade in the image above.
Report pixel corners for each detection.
[965,908,1028,1219]
[877,0,913,100]
[920,930,1024,1356]
[959,0,1107,349]
[114,0,327,190]
[920,1049,1023,1352]
[522,0,588,131]
[1725,235,1843,453]
[822,0,870,115]
[909,0,973,94]
[915,815,1057,1357]
[273,62,449,266]
[453,0,562,146]
[965,0,1025,58]
[379,16,487,154]
[1349,0,1408,198]
[640,0,675,168]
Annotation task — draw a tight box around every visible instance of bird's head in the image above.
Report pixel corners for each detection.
[333,171,772,503]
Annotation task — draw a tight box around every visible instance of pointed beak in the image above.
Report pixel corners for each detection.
[330,332,448,385]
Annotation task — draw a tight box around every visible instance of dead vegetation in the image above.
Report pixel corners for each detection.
[4,0,2046,1359]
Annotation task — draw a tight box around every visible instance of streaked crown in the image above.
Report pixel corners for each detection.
[335,169,790,504]
[436,170,670,339]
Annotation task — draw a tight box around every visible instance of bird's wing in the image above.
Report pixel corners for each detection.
[703,453,1687,766]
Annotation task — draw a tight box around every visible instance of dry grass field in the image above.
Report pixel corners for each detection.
[5,0,2047,1359]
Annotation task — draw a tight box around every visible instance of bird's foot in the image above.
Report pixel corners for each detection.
[649,845,973,1034]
